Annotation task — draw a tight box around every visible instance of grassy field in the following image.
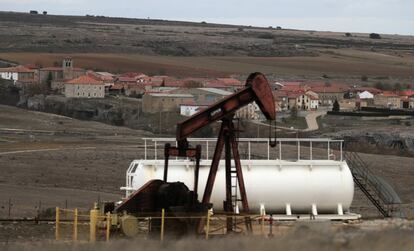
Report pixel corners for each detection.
[1,51,414,80]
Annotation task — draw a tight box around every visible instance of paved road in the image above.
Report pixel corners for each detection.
[303,111,327,131]
[250,110,327,132]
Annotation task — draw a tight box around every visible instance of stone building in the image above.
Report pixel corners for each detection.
[171,88,233,105]
[235,103,260,120]
[142,93,194,113]
[374,92,401,108]
[310,84,347,106]
[64,75,105,98]
[43,57,85,92]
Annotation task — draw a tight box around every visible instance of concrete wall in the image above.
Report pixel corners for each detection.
[64,84,105,98]
[142,94,194,113]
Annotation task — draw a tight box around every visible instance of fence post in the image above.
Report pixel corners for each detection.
[260,204,265,236]
[205,209,212,240]
[90,203,98,242]
[160,208,165,242]
[106,212,111,242]
[55,207,60,241]
[73,208,78,241]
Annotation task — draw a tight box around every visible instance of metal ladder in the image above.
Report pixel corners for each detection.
[230,168,241,213]
[344,151,402,217]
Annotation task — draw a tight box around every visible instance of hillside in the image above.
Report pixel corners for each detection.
[0,11,414,80]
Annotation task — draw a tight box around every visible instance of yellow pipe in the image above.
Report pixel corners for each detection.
[55,207,60,241]
[160,209,165,242]
[106,212,111,242]
[205,209,212,240]
[73,208,78,241]
[261,214,265,236]
[90,203,98,242]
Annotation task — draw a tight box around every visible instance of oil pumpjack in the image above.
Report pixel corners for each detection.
[115,72,276,234]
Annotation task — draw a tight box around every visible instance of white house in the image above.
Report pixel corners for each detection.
[358,90,374,99]
[64,75,105,98]
[180,104,208,117]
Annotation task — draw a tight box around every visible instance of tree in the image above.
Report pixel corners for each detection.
[369,33,381,39]
[46,72,53,91]
[394,83,402,91]
[345,32,352,37]
[374,82,384,90]
[290,105,298,118]
[332,100,340,112]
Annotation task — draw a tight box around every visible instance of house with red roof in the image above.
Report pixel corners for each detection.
[374,91,401,108]
[0,65,36,84]
[397,90,414,109]
[308,83,348,106]
[64,75,105,98]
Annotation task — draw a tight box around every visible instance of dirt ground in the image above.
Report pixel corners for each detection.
[0,220,413,250]
[0,105,153,218]
[0,104,413,247]
[0,104,413,219]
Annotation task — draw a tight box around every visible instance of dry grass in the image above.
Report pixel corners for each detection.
[1,51,414,79]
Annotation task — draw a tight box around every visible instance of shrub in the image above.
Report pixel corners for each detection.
[258,33,274,39]
[332,100,340,112]
[345,32,352,37]
[290,106,298,118]
[369,33,381,39]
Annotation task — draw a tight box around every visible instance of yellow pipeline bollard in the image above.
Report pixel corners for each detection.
[55,207,60,241]
[106,212,111,242]
[205,209,212,240]
[73,208,78,241]
[261,214,265,236]
[90,203,99,242]
[160,209,165,242]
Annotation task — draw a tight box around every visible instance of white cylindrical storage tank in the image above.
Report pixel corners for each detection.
[128,159,354,214]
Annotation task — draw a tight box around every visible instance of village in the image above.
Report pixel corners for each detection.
[1,57,413,122]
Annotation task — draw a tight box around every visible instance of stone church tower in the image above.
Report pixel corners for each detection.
[63,57,73,79]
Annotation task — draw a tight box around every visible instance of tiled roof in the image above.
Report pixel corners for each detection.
[380,91,399,97]
[310,85,347,93]
[148,93,193,98]
[216,78,242,86]
[117,76,137,82]
[398,90,414,97]
[41,67,84,71]
[66,75,104,85]
[0,66,34,73]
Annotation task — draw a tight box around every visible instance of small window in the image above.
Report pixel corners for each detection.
[131,163,139,173]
